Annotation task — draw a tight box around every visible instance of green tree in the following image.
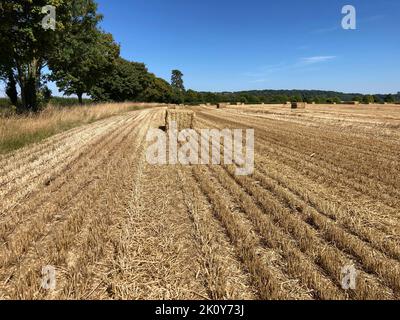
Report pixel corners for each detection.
[384,94,395,103]
[140,75,174,103]
[0,21,19,108]
[305,96,314,104]
[247,95,261,104]
[203,92,219,104]
[291,95,303,102]
[49,30,120,104]
[90,58,152,102]
[171,70,185,92]
[363,95,374,104]
[238,96,248,104]
[171,90,185,104]
[329,97,341,104]
[0,0,100,112]
[184,89,201,105]
[373,95,383,104]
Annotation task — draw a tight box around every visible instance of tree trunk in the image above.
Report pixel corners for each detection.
[5,73,18,107]
[77,92,83,105]
[17,59,41,113]
[20,76,38,112]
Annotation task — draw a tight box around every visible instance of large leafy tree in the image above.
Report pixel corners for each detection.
[363,95,374,104]
[171,70,185,92]
[0,17,19,108]
[184,89,203,105]
[90,58,152,102]
[384,94,395,103]
[0,0,101,112]
[49,29,120,104]
[140,75,174,103]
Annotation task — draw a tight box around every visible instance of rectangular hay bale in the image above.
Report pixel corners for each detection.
[291,102,306,109]
[165,109,195,131]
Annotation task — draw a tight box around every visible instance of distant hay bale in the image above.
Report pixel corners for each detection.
[166,109,195,131]
[217,103,228,109]
[168,105,186,110]
[349,101,360,105]
[291,102,306,109]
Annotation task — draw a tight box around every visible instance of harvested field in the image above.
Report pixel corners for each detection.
[0,103,399,300]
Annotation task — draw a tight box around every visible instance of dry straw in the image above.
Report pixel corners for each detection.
[291,102,306,109]
[165,109,195,131]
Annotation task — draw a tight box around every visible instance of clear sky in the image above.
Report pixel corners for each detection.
[1,0,399,97]
[93,0,400,94]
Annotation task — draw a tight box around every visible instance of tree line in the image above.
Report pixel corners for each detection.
[0,0,185,113]
[1,1,398,113]
[192,90,400,106]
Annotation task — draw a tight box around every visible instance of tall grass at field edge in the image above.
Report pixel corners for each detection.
[0,103,156,155]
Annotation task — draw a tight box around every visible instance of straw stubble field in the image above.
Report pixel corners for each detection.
[0,103,399,300]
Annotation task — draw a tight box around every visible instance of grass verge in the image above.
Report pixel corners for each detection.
[0,103,157,155]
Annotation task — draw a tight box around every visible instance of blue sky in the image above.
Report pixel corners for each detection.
[94,0,400,94]
[2,0,399,97]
